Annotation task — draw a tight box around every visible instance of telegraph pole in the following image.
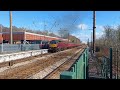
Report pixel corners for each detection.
[88,38,89,47]
[68,32,69,43]
[1,25,3,52]
[0,25,2,32]
[44,20,46,40]
[10,11,13,44]
[91,32,92,51]
[93,11,96,53]
[44,20,46,31]
[76,38,77,44]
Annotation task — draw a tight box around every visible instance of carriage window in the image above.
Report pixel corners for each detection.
[36,40,42,44]
[50,40,57,44]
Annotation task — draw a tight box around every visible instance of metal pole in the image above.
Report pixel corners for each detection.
[10,11,13,44]
[24,30,26,44]
[44,20,46,41]
[110,48,112,79]
[88,38,89,47]
[91,32,92,52]
[68,32,69,43]
[117,49,118,79]
[1,25,2,32]
[93,11,96,53]
[1,25,3,52]
[76,38,77,44]
[44,20,45,31]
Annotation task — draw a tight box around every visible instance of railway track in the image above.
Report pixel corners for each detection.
[43,48,84,79]
[0,46,84,79]
[0,48,74,72]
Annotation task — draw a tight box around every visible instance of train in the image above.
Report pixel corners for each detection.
[48,40,80,52]
[16,39,81,52]
[28,40,49,49]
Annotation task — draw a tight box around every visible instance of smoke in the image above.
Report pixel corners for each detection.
[31,11,87,38]
[60,12,81,31]
[55,11,82,38]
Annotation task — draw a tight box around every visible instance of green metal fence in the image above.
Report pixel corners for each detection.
[60,48,89,79]
[101,48,112,79]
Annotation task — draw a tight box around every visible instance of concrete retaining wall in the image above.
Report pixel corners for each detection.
[0,49,48,63]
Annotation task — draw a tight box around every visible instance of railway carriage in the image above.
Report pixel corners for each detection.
[48,40,80,52]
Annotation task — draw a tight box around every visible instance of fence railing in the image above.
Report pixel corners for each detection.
[60,48,88,79]
[91,47,113,79]
[0,44,41,54]
[89,47,113,79]
[111,47,120,79]
[97,47,120,79]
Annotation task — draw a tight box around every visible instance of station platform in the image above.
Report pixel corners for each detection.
[0,49,48,63]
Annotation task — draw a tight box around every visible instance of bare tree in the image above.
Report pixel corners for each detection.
[58,29,69,39]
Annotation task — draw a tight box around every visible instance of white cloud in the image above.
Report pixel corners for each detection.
[96,32,104,39]
[96,25,104,31]
[77,24,88,30]
[71,33,91,44]
[72,33,90,39]
[77,24,105,31]
[112,25,118,29]
[96,24,119,31]
[82,41,87,44]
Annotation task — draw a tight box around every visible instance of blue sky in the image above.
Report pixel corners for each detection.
[0,11,120,43]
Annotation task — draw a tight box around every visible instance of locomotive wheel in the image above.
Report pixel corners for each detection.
[57,48,59,52]
[56,48,59,52]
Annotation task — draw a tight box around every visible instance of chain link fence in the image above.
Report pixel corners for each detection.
[0,44,41,54]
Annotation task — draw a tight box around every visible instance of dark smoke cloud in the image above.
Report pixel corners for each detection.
[55,11,82,37]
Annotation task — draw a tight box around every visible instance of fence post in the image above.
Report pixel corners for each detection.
[78,60,80,79]
[60,71,75,79]
[77,61,80,79]
[21,44,23,51]
[116,49,119,79]
[72,65,76,79]
[1,43,3,53]
[86,48,89,79]
[75,63,77,79]
[104,58,107,79]
[83,53,86,79]
[110,48,112,79]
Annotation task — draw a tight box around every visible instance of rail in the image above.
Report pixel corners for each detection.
[60,48,89,79]
[43,47,83,79]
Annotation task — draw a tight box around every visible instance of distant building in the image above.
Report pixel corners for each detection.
[0,31,68,44]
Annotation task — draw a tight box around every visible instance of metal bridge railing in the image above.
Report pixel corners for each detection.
[60,48,89,79]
